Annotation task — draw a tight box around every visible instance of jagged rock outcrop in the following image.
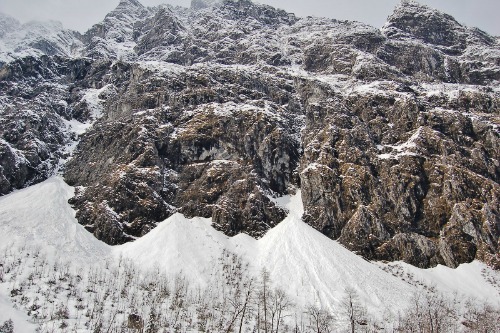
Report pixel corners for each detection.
[0,0,499,268]
[379,1,499,84]
[383,1,493,51]
[63,63,302,243]
[295,2,500,268]
[0,55,93,195]
[82,0,151,60]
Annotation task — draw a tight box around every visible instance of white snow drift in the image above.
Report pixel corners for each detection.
[0,177,499,326]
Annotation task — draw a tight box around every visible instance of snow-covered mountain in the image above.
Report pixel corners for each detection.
[0,0,499,330]
[81,0,152,60]
[0,13,81,66]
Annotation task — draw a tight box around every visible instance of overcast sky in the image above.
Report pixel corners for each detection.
[0,0,498,35]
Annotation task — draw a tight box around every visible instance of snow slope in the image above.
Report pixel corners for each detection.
[248,193,415,314]
[115,192,416,316]
[116,191,500,316]
[0,177,109,262]
[0,177,499,325]
[385,261,500,306]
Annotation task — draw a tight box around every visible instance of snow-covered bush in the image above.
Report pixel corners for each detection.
[0,319,14,333]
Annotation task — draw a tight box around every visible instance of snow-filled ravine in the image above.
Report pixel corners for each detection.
[0,177,499,331]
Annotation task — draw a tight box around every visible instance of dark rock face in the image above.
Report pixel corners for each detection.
[64,64,301,244]
[298,76,499,268]
[134,7,186,58]
[0,0,499,268]
[0,56,83,195]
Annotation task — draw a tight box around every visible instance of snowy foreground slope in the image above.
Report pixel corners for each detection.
[117,191,415,315]
[0,177,109,262]
[0,177,499,331]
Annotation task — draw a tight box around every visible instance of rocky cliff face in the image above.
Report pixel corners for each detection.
[0,0,498,269]
[63,62,301,243]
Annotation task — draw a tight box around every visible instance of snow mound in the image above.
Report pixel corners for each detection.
[0,177,109,262]
[253,193,415,314]
[115,214,229,287]
[117,191,414,316]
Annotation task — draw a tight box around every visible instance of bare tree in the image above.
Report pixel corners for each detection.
[225,278,255,333]
[213,250,257,333]
[307,304,335,333]
[462,300,500,332]
[238,278,255,333]
[342,287,366,333]
[145,307,160,333]
[269,288,293,333]
[0,319,14,333]
[260,268,271,333]
[396,288,456,333]
[170,274,188,329]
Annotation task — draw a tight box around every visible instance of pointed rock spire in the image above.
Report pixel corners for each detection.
[108,0,148,19]
[384,0,466,48]
[191,0,223,10]
[117,0,144,9]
